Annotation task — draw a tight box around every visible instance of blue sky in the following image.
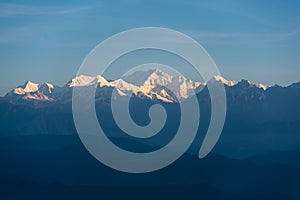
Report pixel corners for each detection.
[0,0,299,95]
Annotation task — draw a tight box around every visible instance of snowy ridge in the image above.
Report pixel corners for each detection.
[13,81,39,95]
[8,81,55,101]
[5,69,269,103]
[67,75,108,87]
[143,69,173,86]
[213,75,237,86]
[256,83,268,90]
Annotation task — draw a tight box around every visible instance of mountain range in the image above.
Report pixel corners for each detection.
[2,69,272,104]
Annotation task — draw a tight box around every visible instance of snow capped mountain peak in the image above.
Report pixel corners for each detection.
[211,76,268,90]
[143,69,173,86]
[212,75,237,86]
[23,80,39,91]
[240,79,252,84]
[256,83,268,90]
[44,83,54,89]
[121,69,206,102]
[237,79,268,90]
[6,80,56,102]
[165,76,204,100]
[108,78,138,92]
[134,84,177,103]
[38,83,55,94]
[67,75,108,87]
[13,81,39,95]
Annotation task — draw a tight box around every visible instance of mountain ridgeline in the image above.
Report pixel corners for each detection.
[3,68,270,103]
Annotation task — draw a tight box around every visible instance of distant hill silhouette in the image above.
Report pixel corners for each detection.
[0,135,299,200]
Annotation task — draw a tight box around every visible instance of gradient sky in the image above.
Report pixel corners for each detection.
[0,0,300,95]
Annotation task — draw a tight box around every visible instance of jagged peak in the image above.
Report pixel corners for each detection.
[143,69,173,86]
[13,80,39,95]
[39,82,54,89]
[23,80,39,89]
[38,82,55,94]
[256,83,268,90]
[108,78,138,91]
[237,79,268,90]
[212,75,237,86]
[67,75,108,87]
[151,68,169,75]
[239,79,252,85]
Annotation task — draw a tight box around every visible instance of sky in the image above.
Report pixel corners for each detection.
[0,0,300,95]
